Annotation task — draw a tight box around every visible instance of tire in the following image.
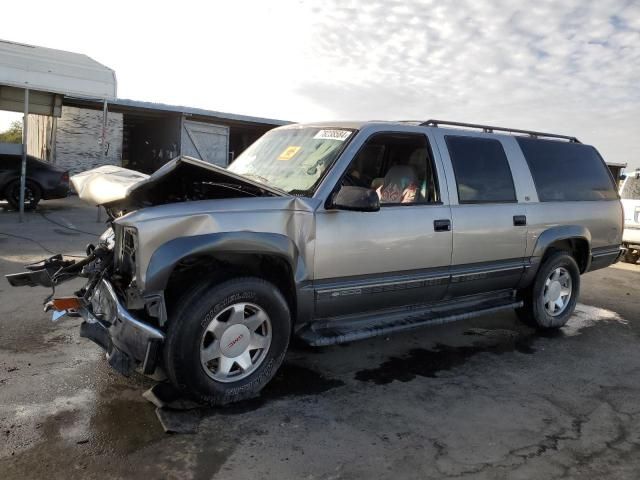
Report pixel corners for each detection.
[4,179,41,211]
[164,277,291,405]
[623,250,639,265]
[516,251,580,329]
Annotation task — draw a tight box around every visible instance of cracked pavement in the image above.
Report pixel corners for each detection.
[1,198,640,479]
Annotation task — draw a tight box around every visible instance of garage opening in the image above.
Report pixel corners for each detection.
[122,112,181,173]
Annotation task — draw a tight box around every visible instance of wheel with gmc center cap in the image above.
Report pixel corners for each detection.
[164,277,291,405]
[516,250,580,329]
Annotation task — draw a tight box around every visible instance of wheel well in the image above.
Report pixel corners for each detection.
[164,252,297,322]
[542,238,589,273]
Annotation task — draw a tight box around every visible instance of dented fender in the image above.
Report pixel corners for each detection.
[144,231,307,292]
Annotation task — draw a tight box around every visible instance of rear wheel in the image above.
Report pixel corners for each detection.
[164,277,291,405]
[516,251,580,329]
[4,179,41,210]
[623,249,639,264]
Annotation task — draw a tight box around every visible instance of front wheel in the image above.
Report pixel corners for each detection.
[164,277,291,405]
[516,251,580,329]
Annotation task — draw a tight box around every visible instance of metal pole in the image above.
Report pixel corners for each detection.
[19,88,29,222]
[97,99,108,223]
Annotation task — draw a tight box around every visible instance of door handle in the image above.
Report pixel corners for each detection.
[513,215,527,226]
[434,219,451,232]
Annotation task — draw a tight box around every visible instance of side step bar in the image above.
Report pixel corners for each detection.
[299,297,523,347]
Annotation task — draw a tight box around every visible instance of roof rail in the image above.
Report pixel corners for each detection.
[420,119,580,143]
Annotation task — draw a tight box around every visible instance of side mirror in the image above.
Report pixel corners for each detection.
[330,186,380,212]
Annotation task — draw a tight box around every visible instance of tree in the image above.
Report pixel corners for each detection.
[0,120,23,143]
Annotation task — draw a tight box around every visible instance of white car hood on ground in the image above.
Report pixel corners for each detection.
[71,165,149,205]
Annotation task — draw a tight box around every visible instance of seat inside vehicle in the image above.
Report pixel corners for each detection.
[343,132,438,204]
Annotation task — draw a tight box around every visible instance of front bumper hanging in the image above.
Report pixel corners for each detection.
[6,253,165,377]
[80,278,165,376]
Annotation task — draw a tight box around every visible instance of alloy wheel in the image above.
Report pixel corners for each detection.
[542,266,572,316]
[200,302,272,383]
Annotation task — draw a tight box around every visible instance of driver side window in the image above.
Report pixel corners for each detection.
[342,132,439,205]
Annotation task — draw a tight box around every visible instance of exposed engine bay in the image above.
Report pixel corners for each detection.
[72,156,285,219]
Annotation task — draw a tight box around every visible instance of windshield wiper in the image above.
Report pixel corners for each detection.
[238,172,291,196]
[242,173,270,184]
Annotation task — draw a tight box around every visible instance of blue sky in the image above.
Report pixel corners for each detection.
[1,0,639,169]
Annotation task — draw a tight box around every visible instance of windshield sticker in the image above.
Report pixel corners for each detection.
[313,130,352,141]
[277,146,301,161]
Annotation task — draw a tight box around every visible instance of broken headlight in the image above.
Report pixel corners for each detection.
[90,280,116,324]
[99,227,115,249]
[115,226,138,282]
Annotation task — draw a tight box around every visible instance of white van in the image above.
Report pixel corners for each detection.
[620,170,640,263]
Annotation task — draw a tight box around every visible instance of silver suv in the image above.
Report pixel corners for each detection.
[7,120,624,405]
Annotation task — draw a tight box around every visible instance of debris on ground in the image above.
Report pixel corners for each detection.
[142,382,202,410]
[143,382,203,434]
[155,408,202,434]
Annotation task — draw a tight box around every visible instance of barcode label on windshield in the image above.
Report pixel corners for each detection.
[313,130,352,141]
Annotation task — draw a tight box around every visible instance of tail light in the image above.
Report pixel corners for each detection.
[61,171,69,183]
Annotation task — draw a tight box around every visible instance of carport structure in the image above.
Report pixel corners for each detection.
[0,39,116,220]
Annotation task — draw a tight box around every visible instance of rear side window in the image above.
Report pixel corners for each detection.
[517,138,618,201]
[446,136,516,204]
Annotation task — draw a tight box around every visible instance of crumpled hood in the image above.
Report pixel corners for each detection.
[71,156,287,213]
[71,165,149,205]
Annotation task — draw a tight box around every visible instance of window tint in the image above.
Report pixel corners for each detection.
[342,132,439,204]
[517,138,618,202]
[446,136,516,203]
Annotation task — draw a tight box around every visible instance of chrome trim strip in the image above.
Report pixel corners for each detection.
[316,260,529,296]
[315,274,450,295]
[591,247,622,258]
[450,265,525,279]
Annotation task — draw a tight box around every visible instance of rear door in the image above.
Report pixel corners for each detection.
[433,132,528,297]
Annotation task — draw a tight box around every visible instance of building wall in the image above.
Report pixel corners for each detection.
[27,114,56,162]
[56,106,123,174]
[28,106,123,175]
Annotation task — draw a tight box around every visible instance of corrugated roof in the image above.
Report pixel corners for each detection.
[0,39,116,99]
[108,97,291,127]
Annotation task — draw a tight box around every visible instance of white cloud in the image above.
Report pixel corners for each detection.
[297,0,640,167]
[0,0,639,168]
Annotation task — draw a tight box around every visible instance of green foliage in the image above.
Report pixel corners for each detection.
[0,120,23,144]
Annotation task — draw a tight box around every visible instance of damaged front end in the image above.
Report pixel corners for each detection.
[6,232,165,377]
[6,155,290,379]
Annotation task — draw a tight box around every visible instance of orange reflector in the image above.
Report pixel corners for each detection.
[51,297,81,311]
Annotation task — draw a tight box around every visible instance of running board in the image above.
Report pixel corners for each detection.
[299,296,523,347]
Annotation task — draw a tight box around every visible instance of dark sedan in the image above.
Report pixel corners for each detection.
[0,152,69,210]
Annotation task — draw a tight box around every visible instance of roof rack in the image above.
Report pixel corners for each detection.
[420,119,580,143]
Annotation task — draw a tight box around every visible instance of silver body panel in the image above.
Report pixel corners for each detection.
[105,121,622,325]
[116,196,319,289]
[7,120,624,380]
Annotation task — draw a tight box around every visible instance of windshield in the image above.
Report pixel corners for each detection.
[621,175,640,200]
[228,127,354,194]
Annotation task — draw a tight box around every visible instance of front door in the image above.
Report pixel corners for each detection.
[313,131,452,318]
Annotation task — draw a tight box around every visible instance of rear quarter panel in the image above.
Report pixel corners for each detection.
[525,200,623,256]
